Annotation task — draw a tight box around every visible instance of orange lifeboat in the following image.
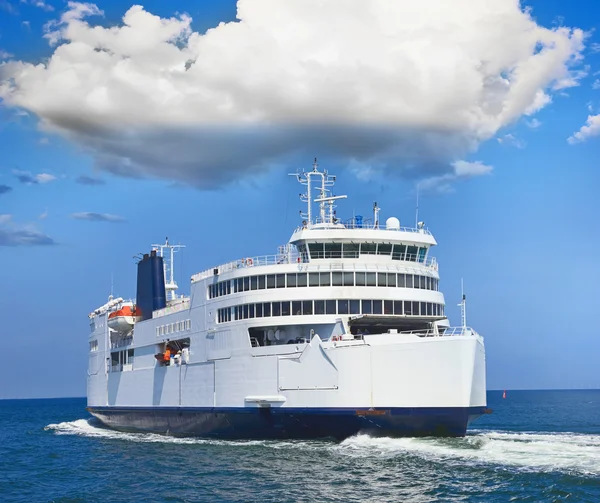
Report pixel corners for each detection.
[108,303,140,333]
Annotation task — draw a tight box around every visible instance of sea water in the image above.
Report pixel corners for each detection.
[1,390,599,502]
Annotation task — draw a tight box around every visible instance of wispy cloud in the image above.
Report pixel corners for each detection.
[71,212,125,223]
[39,208,48,220]
[0,185,12,195]
[13,169,57,184]
[76,175,105,186]
[20,0,54,11]
[497,133,526,149]
[419,160,493,195]
[0,49,13,60]
[568,114,600,144]
[526,118,542,129]
[0,228,57,246]
[0,0,18,15]
[0,215,57,246]
[592,80,600,91]
[590,43,600,54]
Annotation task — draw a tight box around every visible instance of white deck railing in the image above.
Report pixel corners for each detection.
[191,255,438,282]
[294,219,433,235]
[404,327,480,338]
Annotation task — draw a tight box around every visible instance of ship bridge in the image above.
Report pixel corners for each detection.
[288,159,437,266]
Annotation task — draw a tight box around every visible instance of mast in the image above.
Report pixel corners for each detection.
[459,278,467,329]
[152,237,186,301]
[290,158,343,227]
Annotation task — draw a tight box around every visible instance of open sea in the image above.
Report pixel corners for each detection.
[1,390,600,502]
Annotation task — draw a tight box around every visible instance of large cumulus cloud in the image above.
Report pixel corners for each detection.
[0,0,586,187]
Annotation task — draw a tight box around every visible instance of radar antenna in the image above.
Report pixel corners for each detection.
[289,158,345,227]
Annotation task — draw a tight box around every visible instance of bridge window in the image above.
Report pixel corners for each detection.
[343,243,359,258]
[406,245,418,261]
[392,244,406,260]
[418,247,427,263]
[319,272,331,287]
[287,273,297,287]
[309,243,324,259]
[377,243,392,255]
[360,243,377,255]
[377,272,387,287]
[355,272,365,286]
[267,274,276,289]
[366,272,376,286]
[276,274,286,288]
[325,243,342,258]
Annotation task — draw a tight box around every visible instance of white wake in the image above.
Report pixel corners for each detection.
[338,430,600,475]
[46,420,600,475]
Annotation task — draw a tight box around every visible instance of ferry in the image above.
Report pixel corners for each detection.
[87,160,487,439]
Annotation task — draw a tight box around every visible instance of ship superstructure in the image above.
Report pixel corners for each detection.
[87,160,487,439]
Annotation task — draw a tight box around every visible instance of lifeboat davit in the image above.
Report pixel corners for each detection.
[108,303,140,333]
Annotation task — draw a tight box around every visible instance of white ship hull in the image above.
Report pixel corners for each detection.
[88,325,486,438]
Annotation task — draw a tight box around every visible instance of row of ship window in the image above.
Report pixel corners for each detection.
[217,299,445,323]
[297,243,428,261]
[209,272,439,299]
[155,319,192,337]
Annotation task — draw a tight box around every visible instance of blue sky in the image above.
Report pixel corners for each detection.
[0,0,599,398]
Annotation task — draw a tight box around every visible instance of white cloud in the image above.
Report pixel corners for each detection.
[0,50,13,60]
[0,215,56,246]
[13,169,57,184]
[0,1,587,188]
[590,43,600,53]
[526,118,542,129]
[568,114,600,144]
[71,212,125,222]
[20,0,54,11]
[593,80,600,90]
[39,208,48,219]
[419,160,493,194]
[497,133,526,148]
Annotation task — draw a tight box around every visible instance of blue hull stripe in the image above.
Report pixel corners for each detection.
[88,406,487,440]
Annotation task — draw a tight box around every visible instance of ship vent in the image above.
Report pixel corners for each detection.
[136,249,166,321]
